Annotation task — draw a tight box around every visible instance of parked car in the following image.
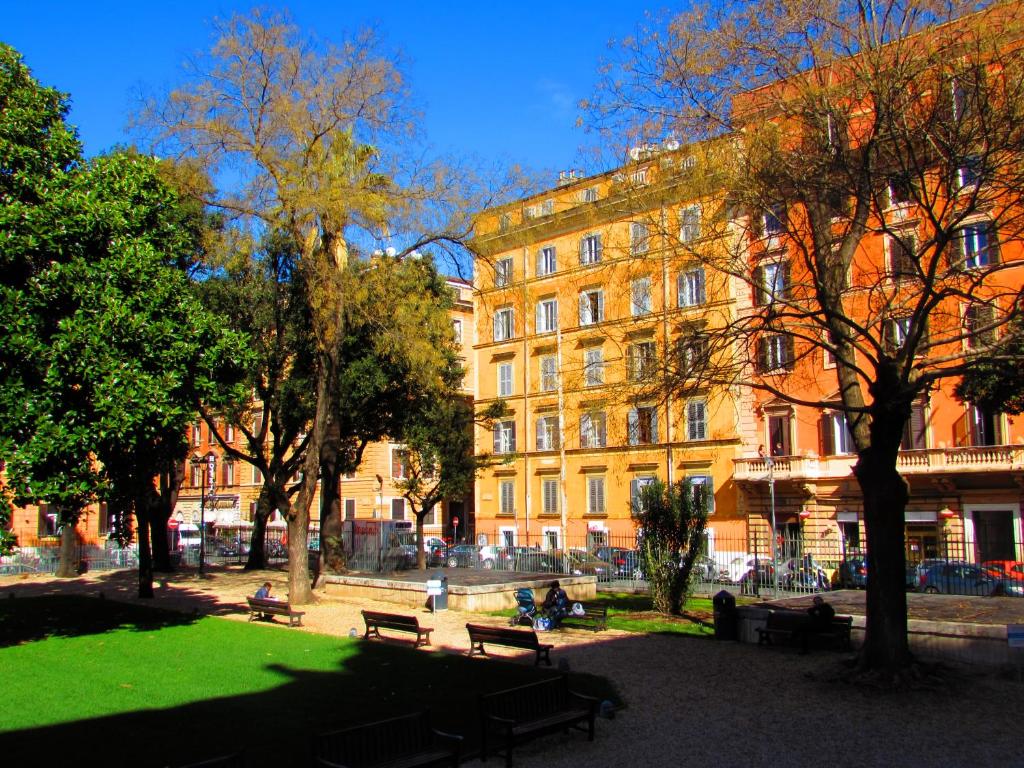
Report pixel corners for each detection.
[907,558,945,589]
[445,544,479,568]
[982,560,1024,584]
[722,555,757,584]
[512,547,563,573]
[593,547,640,578]
[553,550,612,579]
[690,554,718,582]
[739,560,776,594]
[832,557,868,589]
[918,562,1002,596]
[478,545,512,570]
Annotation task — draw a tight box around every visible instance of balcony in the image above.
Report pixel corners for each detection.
[733,445,1024,483]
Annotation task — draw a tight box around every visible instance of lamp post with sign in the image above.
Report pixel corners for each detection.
[451,515,460,545]
[190,452,217,576]
[758,445,779,597]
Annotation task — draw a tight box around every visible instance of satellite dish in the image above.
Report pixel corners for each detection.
[664,139,680,151]
[628,146,641,161]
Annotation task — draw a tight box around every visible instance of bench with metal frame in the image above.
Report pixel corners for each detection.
[479,675,598,766]
[314,710,462,768]
[362,610,434,648]
[466,623,553,667]
[558,603,608,632]
[246,596,305,627]
[756,609,852,652]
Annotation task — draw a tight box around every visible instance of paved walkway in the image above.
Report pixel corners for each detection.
[2,566,1021,767]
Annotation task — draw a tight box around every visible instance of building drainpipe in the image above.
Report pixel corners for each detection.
[522,244,531,545]
[556,321,568,549]
[660,203,675,486]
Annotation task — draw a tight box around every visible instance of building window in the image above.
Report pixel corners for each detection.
[901,399,927,451]
[631,277,652,317]
[541,478,559,515]
[687,475,715,513]
[587,476,606,515]
[536,245,557,276]
[578,288,604,326]
[391,498,405,521]
[583,348,604,387]
[957,222,998,269]
[223,461,235,487]
[629,168,648,186]
[888,230,918,279]
[536,415,560,451]
[224,423,234,444]
[344,498,356,521]
[680,205,701,244]
[541,198,554,216]
[392,448,409,480]
[192,422,202,446]
[493,420,516,454]
[452,319,462,343]
[885,315,913,353]
[756,334,794,373]
[686,400,707,441]
[580,187,599,203]
[252,465,263,485]
[494,257,513,288]
[628,406,658,445]
[630,222,649,256]
[580,233,602,265]
[821,410,854,455]
[678,334,709,378]
[965,304,996,349]
[493,306,514,342]
[630,476,656,516]
[190,463,202,488]
[37,504,58,537]
[768,413,792,456]
[535,297,558,334]
[762,204,785,236]
[499,480,515,515]
[498,362,513,397]
[677,267,706,308]
[628,340,657,381]
[580,411,607,449]
[539,355,557,392]
[956,155,982,190]
[754,260,789,306]
[499,213,512,232]
[968,404,1002,446]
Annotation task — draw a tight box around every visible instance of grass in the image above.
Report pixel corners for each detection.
[591,591,716,635]
[1,596,618,768]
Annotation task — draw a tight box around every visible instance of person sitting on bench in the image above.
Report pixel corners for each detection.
[253,581,275,620]
[807,595,835,631]
[542,580,569,627]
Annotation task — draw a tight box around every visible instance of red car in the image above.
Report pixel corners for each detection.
[982,560,1024,583]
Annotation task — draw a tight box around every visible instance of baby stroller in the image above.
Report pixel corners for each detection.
[509,587,539,627]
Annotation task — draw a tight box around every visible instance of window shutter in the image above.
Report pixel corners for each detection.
[596,414,606,447]
[755,337,767,373]
[596,291,604,321]
[780,261,791,300]
[627,409,639,446]
[820,413,834,456]
[493,425,502,453]
[580,414,590,448]
[535,302,544,333]
[698,476,716,513]
[753,266,765,306]
[630,479,640,515]
[784,336,795,369]
[650,408,659,443]
[578,293,588,324]
[536,251,543,276]
[536,418,546,450]
[579,238,587,264]
[695,268,706,304]
[987,223,1001,264]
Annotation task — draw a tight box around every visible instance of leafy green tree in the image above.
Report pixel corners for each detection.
[636,479,709,615]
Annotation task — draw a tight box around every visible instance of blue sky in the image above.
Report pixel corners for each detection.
[4,2,663,178]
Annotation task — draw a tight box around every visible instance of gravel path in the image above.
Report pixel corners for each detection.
[2,566,1019,767]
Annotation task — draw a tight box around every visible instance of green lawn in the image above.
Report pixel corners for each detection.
[591,592,716,635]
[0,596,618,768]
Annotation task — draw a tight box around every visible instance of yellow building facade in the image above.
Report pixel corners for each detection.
[471,154,749,556]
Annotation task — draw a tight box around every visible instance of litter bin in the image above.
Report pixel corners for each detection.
[712,589,737,641]
[427,572,448,612]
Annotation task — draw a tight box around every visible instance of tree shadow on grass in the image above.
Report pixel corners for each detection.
[0,638,621,768]
[0,595,198,647]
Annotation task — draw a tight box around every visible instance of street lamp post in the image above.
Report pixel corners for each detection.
[191,453,217,576]
[758,446,779,596]
[375,474,384,520]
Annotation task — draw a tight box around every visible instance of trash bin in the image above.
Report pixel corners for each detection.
[427,572,448,612]
[712,589,737,640]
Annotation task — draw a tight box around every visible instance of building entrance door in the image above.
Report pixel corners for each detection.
[973,509,1014,562]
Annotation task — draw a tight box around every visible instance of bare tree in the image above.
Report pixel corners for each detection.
[586,1,1024,679]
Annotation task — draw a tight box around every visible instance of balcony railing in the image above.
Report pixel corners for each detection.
[734,445,1024,482]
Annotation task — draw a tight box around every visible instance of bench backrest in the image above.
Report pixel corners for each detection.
[362,610,419,630]
[467,623,538,647]
[481,675,570,721]
[316,711,433,766]
[249,597,287,610]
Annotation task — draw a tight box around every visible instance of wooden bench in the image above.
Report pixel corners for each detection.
[756,609,852,653]
[466,623,554,667]
[558,602,608,632]
[246,597,305,627]
[362,610,433,648]
[314,711,461,768]
[479,675,599,766]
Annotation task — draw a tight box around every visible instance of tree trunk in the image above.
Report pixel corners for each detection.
[415,510,426,570]
[151,462,183,572]
[244,485,275,570]
[319,411,346,574]
[136,506,154,599]
[55,518,79,578]
[853,382,915,679]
